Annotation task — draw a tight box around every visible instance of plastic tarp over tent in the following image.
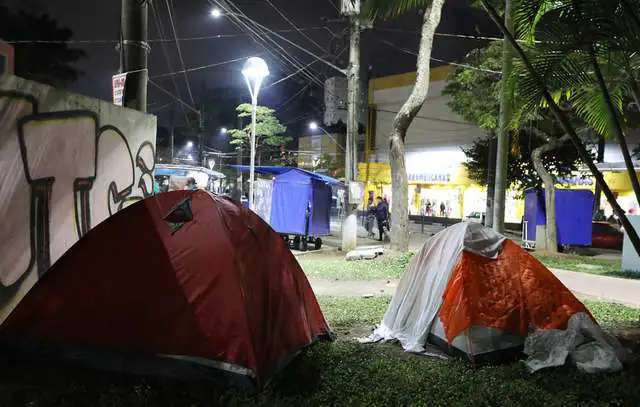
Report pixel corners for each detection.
[230,165,342,236]
[362,222,629,371]
[0,190,332,388]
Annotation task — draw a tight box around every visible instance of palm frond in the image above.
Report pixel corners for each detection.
[363,0,433,20]
[570,83,628,138]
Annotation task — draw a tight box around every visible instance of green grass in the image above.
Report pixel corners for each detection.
[298,250,640,282]
[534,254,640,280]
[3,297,638,407]
[298,252,414,281]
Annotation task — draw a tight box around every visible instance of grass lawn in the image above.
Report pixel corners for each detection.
[533,254,640,280]
[298,252,414,281]
[2,297,639,407]
[298,250,640,281]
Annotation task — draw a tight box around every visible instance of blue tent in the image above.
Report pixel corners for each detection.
[229,166,343,237]
[523,188,593,248]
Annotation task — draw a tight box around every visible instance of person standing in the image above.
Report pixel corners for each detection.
[375,196,389,242]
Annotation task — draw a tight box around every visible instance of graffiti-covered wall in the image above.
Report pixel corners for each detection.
[0,75,157,323]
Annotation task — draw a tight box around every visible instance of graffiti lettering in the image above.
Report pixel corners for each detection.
[0,80,156,323]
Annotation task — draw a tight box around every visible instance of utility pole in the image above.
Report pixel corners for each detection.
[170,109,175,163]
[342,0,361,252]
[120,0,150,112]
[492,0,514,233]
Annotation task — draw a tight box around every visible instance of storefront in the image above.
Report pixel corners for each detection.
[357,161,524,222]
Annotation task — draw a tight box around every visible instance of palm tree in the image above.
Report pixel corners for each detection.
[478,0,640,255]
[512,0,640,204]
[363,0,447,251]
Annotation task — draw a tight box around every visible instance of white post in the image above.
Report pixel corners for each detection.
[249,92,258,210]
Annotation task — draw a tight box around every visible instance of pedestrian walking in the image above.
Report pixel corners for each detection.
[375,196,390,242]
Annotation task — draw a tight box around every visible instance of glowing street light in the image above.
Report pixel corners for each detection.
[210,8,222,18]
[186,141,194,149]
[242,57,269,211]
[220,127,228,134]
[308,121,345,152]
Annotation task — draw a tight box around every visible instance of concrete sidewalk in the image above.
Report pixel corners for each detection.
[550,268,640,308]
[309,269,640,308]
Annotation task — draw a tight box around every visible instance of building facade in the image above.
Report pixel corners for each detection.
[359,66,640,222]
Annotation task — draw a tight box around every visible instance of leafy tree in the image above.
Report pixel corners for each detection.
[445,40,590,252]
[364,0,447,252]
[476,0,640,255]
[0,6,86,87]
[228,104,289,165]
[462,131,585,197]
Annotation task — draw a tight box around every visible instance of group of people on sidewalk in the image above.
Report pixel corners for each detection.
[366,196,390,242]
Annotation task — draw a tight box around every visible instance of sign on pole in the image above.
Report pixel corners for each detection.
[341,0,360,16]
[0,39,14,78]
[112,73,127,106]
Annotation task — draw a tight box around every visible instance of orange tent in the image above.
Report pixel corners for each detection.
[0,190,331,387]
[366,222,589,364]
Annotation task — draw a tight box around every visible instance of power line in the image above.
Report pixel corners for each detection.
[150,1,191,126]
[262,60,319,90]
[374,36,502,75]
[277,83,311,112]
[165,0,195,106]
[149,79,199,114]
[265,0,328,54]
[374,27,541,44]
[325,0,340,13]
[150,53,265,79]
[212,0,325,87]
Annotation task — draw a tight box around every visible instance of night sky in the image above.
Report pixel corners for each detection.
[7,0,497,127]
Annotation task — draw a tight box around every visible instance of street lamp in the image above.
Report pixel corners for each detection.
[220,127,228,134]
[308,121,346,152]
[186,141,194,149]
[210,8,222,18]
[242,56,269,211]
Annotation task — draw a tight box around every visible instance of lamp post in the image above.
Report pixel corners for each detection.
[242,57,269,211]
[309,121,346,153]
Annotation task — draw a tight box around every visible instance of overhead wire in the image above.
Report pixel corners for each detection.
[264,0,328,54]
[150,1,192,125]
[277,83,311,113]
[4,27,327,45]
[214,0,340,81]
[149,79,200,114]
[150,53,266,79]
[222,0,325,83]
[212,0,324,88]
[209,0,300,81]
[165,0,196,106]
[374,36,502,75]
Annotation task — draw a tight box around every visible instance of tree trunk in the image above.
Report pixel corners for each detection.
[390,129,409,250]
[480,0,640,256]
[590,49,640,205]
[492,0,515,234]
[531,135,571,254]
[485,135,496,227]
[388,0,446,252]
[593,134,606,218]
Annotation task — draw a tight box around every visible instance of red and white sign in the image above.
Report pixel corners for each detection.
[112,73,127,106]
[0,39,15,77]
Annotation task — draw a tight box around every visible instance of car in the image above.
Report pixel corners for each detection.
[465,211,485,223]
[592,221,623,250]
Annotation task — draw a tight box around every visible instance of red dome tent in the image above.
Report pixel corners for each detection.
[0,190,331,388]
